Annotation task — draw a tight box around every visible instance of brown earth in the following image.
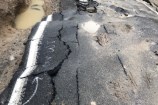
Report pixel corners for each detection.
[0,0,59,93]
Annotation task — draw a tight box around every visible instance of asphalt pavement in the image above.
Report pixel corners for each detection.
[1,0,158,105]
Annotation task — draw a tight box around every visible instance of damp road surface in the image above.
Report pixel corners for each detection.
[1,0,158,105]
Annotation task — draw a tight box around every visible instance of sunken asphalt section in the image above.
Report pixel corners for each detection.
[1,0,158,105]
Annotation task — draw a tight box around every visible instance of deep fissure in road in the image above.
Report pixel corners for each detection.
[50,25,72,103]
[76,69,80,105]
[76,25,80,46]
[117,55,128,76]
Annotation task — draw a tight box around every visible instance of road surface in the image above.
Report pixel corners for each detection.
[1,0,158,105]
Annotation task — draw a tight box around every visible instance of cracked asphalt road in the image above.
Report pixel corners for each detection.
[1,0,158,105]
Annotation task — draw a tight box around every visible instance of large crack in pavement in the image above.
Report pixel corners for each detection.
[0,19,72,105]
[76,25,80,46]
[48,25,72,105]
[76,69,80,105]
[20,24,72,105]
[117,55,128,76]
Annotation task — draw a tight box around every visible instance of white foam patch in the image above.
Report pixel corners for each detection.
[81,21,100,34]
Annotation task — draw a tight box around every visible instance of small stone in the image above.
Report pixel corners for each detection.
[151,42,157,45]
[91,101,96,105]
[86,7,96,13]
[9,55,15,61]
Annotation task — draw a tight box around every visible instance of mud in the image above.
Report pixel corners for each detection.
[15,0,45,29]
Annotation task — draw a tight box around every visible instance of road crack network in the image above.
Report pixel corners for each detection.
[47,25,72,103]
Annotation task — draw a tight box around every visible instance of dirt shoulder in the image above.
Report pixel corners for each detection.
[0,0,59,93]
